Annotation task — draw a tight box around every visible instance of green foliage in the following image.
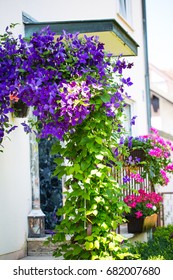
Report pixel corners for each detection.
[148,255,165,260]
[1,25,137,259]
[49,99,137,260]
[124,130,173,186]
[129,225,173,260]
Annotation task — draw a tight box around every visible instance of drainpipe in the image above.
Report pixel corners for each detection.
[142,0,151,131]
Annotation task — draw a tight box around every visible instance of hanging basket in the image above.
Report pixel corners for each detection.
[126,213,157,233]
[12,100,29,118]
[129,148,146,162]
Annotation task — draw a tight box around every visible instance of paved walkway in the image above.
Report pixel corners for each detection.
[21,256,56,260]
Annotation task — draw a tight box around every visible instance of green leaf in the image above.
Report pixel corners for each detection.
[74,173,83,180]
[95,154,104,160]
[85,236,93,241]
[94,240,100,249]
[100,93,111,103]
[101,222,108,230]
[109,242,115,251]
[91,254,99,260]
[51,142,62,155]
[94,196,102,203]
[84,178,90,184]
[95,137,103,145]
[82,192,90,200]
[114,234,124,243]
[91,169,98,175]
[18,68,26,73]
[86,210,94,215]
[81,161,89,171]
[91,204,97,210]
[97,163,106,169]
[85,242,94,250]
[74,163,81,172]
[111,220,118,229]
[96,171,102,177]
[100,237,107,244]
[54,157,63,165]
[73,245,82,255]
[74,235,82,241]
[66,166,74,175]
[93,210,98,216]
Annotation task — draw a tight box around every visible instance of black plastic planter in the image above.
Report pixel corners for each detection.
[126,214,158,233]
[129,148,146,162]
[126,215,144,233]
[12,100,28,118]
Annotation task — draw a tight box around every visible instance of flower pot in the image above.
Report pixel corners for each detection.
[143,213,158,231]
[126,214,157,233]
[129,148,146,162]
[126,215,144,233]
[12,100,28,118]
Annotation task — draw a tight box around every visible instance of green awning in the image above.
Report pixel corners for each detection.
[23,18,139,56]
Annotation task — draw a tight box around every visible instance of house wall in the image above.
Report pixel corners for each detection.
[24,0,117,22]
[0,1,32,259]
[0,0,149,258]
[150,64,173,226]
[0,118,31,259]
[124,1,148,137]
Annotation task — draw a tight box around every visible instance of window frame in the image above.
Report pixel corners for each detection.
[118,0,132,26]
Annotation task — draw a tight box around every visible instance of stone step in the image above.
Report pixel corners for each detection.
[26,228,144,260]
[27,228,133,256]
[27,236,58,257]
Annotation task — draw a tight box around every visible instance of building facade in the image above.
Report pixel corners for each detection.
[150,63,173,226]
[0,0,149,259]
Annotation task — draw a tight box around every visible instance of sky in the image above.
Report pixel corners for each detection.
[146,0,173,71]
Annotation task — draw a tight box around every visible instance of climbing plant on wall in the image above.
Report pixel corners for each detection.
[0,25,138,259]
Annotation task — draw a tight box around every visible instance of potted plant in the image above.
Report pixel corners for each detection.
[124,128,173,187]
[124,189,163,233]
[11,100,28,118]
[10,94,28,118]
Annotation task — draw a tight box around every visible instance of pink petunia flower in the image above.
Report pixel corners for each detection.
[135,211,143,218]
[146,203,153,208]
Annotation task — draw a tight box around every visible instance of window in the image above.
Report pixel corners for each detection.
[119,0,132,24]
[151,95,160,113]
[123,103,131,135]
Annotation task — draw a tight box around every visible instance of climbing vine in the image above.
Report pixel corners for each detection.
[0,26,138,259]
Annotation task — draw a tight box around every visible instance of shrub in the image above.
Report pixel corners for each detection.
[129,225,173,260]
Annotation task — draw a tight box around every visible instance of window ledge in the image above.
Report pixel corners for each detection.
[117,13,134,33]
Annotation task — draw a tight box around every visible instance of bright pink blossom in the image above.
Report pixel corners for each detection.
[128,202,136,208]
[146,203,153,208]
[160,169,170,185]
[135,211,143,218]
[148,147,163,157]
[130,172,144,183]
[150,127,159,135]
[124,189,162,218]
[165,163,173,171]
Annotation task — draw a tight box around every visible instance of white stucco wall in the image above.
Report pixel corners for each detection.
[0,0,24,35]
[0,118,31,257]
[24,0,117,22]
[0,1,31,258]
[115,0,148,136]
